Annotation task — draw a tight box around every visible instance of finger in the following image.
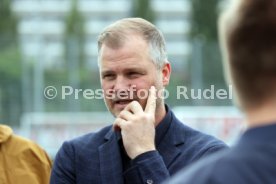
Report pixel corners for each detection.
[145,86,157,114]
[118,110,134,121]
[113,118,127,132]
[124,100,143,114]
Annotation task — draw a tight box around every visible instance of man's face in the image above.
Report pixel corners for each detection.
[99,34,170,117]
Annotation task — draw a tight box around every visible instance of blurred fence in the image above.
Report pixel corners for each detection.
[19,111,114,158]
[16,106,244,159]
[173,106,244,145]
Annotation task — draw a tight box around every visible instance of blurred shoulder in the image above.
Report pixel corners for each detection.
[7,134,52,167]
[166,149,232,184]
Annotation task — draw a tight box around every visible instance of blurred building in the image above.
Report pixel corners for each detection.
[12,0,191,70]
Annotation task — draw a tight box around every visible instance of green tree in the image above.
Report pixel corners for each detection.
[189,0,231,106]
[0,0,17,40]
[190,0,219,42]
[132,0,155,23]
[64,0,85,66]
[0,0,22,125]
[42,0,106,113]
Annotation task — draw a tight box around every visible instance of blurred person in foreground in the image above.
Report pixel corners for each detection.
[165,0,276,183]
[0,124,52,184]
[50,18,227,184]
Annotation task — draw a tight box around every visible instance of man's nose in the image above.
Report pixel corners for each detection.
[113,76,131,92]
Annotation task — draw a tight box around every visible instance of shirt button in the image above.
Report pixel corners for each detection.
[146,179,153,184]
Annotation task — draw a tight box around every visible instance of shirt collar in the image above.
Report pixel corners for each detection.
[155,104,172,146]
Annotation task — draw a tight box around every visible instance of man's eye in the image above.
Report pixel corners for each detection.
[103,74,115,80]
[128,72,141,78]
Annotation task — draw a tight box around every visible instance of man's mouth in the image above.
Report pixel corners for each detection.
[114,99,133,105]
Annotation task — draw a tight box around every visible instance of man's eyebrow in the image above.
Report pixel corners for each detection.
[124,67,146,73]
[101,67,146,74]
[101,70,115,76]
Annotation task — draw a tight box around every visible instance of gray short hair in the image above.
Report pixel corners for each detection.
[97,18,168,69]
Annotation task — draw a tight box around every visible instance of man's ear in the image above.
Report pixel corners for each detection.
[162,62,171,86]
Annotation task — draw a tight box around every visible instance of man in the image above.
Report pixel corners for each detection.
[165,0,276,183]
[50,18,227,184]
[0,124,52,184]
